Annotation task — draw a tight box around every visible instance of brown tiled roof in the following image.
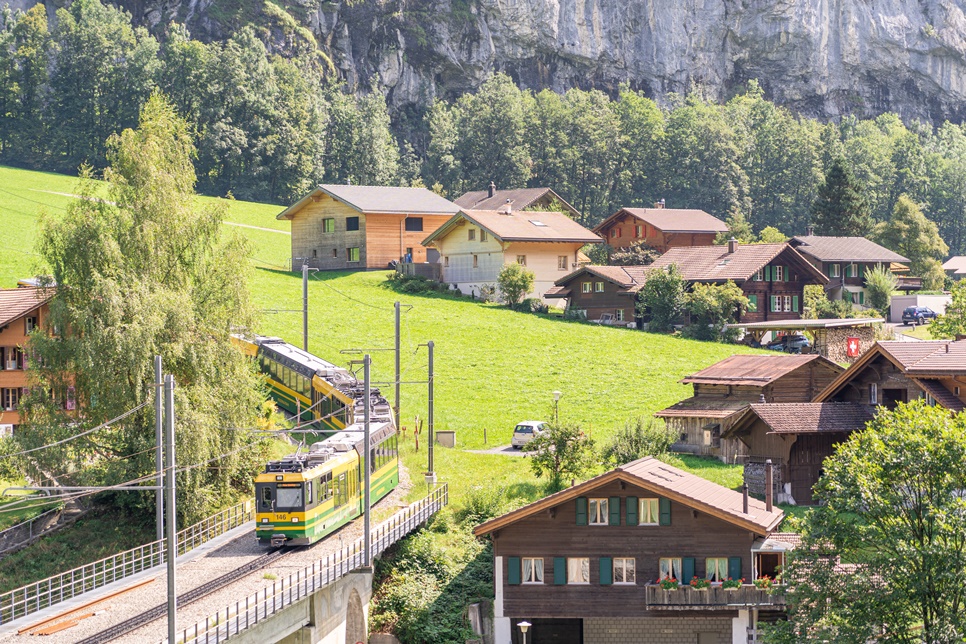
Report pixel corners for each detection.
[654,397,751,419]
[473,456,784,538]
[767,533,802,548]
[277,185,460,219]
[913,379,966,412]
[454,187,580,217]
[0,287,55,328]
[680,354,843,387]
[790,236,909,263]
[553,265,650,292]
[423,209,601,245]
[593,208,728,235]
[648,243,827,284]
[745,402,875,435]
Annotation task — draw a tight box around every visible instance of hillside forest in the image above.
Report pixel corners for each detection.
[4,0,966,255]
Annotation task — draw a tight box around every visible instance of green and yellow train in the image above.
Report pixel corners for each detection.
[254,421,399,546]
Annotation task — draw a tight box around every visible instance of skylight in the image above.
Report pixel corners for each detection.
[529,220,548,226]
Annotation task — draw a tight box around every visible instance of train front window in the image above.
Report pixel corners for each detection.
[259,486,273,510]
[275,485,303,509]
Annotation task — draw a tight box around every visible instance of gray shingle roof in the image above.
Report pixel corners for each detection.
[790,236,909,264]
[278,185,460,219]
[746,402,876,434]
[454,187,579,217]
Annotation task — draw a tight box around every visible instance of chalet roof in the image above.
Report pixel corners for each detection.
[552,265,649,289]
[0,287,55,328]
[648,243,828,284]
[789,236,909,264]
[680,354,843,387]
[423,209,601,246]
[277,185,460,219]
[592,208,729,235]
[732,402,876,436]
[473,456,784,538]
[913,379,966,412]
[453,187,580,217]
[943,256,966,275]
[654,397,751,419]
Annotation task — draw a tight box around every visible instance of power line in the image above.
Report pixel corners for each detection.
[310,271,389,311]
[0,186,69,212]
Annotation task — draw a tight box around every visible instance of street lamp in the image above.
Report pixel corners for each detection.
[552,390,562,424]
[518,620,531,644]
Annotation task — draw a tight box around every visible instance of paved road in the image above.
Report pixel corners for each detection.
[467,445,529,457]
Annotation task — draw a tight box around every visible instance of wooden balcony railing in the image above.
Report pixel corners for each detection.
[644,584,785,610]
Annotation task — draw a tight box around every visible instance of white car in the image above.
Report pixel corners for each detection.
[512,421,548,449]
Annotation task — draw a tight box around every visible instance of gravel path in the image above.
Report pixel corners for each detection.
[1,467,413,644]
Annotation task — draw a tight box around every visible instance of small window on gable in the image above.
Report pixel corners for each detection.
[582,282,591,293]
[481,230,488,242]
[322,218,335,233]
[558,256,568,270]
[595,282,604,293]
[753,269,763,281]
[635,225,643,238]
[774,265,784,281]
[517,255,527,266]
[346,216,360,232]
[870,383,878,405]
[589,498,608,525]
[639,498,659,525]
[25,316,38,333]
[405,217,423,232]
[468,229,476,241]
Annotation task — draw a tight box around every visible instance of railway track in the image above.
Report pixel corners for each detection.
[74,547,292,644]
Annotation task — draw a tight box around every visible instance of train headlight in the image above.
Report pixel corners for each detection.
[261,518,268,523]
[291,517,299,523]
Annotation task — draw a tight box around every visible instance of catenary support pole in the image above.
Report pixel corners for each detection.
[164,374,177,644]
[363,354,371,568]
[154,355,163,542]
[302,263,309,352]
[394,301,401,431]
[428,340,434,476]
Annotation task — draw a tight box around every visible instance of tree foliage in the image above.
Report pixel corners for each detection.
[602,418,674,466]
[525,422,597,492]
[19,94,269,523]
[683,281,749,341]
[638,265,686,332]
[863,264,898,315]
[930,279,966,339]
[496,262,534,308]
[608,240,660,266]
[876,195,948,280]
[811,158,873,236]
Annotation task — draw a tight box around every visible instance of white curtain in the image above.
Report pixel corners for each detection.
[523,558,533,583]
[533,558,544,583]
[568,558,588,583]
[706,558,726,581]
[660,558,681,581]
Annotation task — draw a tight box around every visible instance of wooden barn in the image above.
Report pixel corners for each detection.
[656,354,844,462]
[544,265,648,324]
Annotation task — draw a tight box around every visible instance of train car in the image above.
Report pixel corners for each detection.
[254,421,399,546]
[233,334,392,432]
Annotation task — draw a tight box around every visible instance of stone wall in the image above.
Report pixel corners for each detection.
[823,326,876,365]
[744,461,783,500]
[584,616,734,644]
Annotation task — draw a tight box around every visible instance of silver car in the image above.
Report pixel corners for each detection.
[511,421,548,449]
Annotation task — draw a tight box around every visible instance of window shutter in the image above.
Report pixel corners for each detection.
[783,266,789,282]
[508,557,521,585]
[554,557,566,585]
[682,557,695,584]
[625,496,638,525]
[748,294,758,312]
[658,497,671,525]
[575,497,588,526]
[827,264,833,277]
[728,556,742,581]
[859,264,866,278]
[764,265,771,282]
[859,291,865,305]
[599,557,613,585]
[608,496,620,526]
[792,295,799,313]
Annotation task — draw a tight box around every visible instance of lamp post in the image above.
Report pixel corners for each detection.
[552,390,562,424]
[518,620,531,644]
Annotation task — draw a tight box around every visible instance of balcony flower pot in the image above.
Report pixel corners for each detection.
[689,577,711,591]
[658,578,679,591]
[753,576,774,590]
[722,578,743,591]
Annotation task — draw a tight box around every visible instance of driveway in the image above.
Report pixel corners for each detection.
[467,445,529,457]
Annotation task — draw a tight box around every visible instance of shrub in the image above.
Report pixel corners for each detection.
[497,263,535,307]
[515,297,548,314]
[454,486,508,526]
[863,264,898,315]
[609,240,660,266]
[385,272,448,294]
[682,280,748,341]
[638,264,685,332]
[603,418,675,465]
[525,422,597,492]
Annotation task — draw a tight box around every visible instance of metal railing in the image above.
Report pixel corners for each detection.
[644,583,785,609]
[177,484,449,644]
[0,507,65,556]
[0,500,254,625]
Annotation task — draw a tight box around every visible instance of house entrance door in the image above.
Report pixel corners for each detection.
[789,434,841,505]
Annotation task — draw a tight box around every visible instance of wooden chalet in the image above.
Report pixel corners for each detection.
[277,184,460,271]
[544,265,647,325]
[592,205,729,253]
[0,286,56,434]
[648,241,828,324]
[474,457,790,644]
[656,355,844,462]
[454,184,581,219]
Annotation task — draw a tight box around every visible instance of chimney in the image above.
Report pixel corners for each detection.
[758,393,766,404]
[654,199,666,209]
[728,237,738,254]
[742,484,749,514]
[488,181,496,198]
[765,460,774,512]
[806,225,814,236]
[502,198,513,215]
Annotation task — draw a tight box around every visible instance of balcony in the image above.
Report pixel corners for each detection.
[644,584,785,610]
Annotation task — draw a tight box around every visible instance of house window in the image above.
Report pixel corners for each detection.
[615,309,624,322]
[25,316,37,333]
[312,249,318,258]
[613,558,636,584]
[659,557,683,582]
[517,255,527,266]
[558,256,568,271]
[4,348,20,371]
[473,255,479,268]
[753,269,763,281]
[481,230,488,242]
[589,498,608,525]
[444,257,450,267]
[611,229,617,238]
[829,263,841,278]
[706,558,728,582]
[567,558,590,584]
[332,249,338,258]
[639,498,659,525]
[783,295,792,312]
[468,229,476,241]
[2,388,19,411]
[595,282,604,293]
[582,282,591,293]
[405,217,423,232]
[347,247,360,263]
[346,216,360,232]
[405,247,414,259]
[870,383,878,405]
[522,557,544,584]
[770,295,780,313]
[774,265,784,281]
[635,225,643,238]
[322,218,335,233]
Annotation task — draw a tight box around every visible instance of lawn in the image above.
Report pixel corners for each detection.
[899,321,943,340]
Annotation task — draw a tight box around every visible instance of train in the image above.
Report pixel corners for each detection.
[232,334,392,432]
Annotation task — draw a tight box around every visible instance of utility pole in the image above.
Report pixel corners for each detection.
[154,356,163,542]
[363,354,371,568]
[427,340,434,477]
[302,263,309,352]
[394,301,401,430]
[164,374,177,644]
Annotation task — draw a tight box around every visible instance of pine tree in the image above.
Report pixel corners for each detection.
[811,158,873,236]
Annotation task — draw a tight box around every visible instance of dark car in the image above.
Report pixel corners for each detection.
[902,306,938,325]
[765,334,811,354]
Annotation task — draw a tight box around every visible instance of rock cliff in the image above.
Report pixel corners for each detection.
[22,0,966,121]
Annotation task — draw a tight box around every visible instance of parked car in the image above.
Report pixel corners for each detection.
[902,306,938,325]
[511,421,548,449]
[766,334,811,353]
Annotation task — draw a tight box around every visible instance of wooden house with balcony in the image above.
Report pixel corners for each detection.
[474,456,791,644]
[544,265,648,325]
[0,286,56,435]
[592,205,729,253]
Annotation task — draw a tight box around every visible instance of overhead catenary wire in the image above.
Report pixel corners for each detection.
[0,186,70,211]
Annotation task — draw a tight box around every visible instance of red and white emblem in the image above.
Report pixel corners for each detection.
[846,337,860,357]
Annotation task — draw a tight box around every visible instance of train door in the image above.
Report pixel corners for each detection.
[257,484,274,512]
[334,472,347,508]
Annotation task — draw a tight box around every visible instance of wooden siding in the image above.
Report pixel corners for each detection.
[824,354,924,407]
[562,277,637,324]
[600,216,717,253]
[492,479,758,619]
[0,303,49,427]
[364,213,452,269]
[667,416,747,461]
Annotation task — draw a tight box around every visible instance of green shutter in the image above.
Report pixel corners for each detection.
[748,294,758,312]
[859,291,865,305]
[658,497,671,525]
[764,265,771,282]
[728,556,742,581]
[554,557,566,585]
[859,264,866,278]
[827,264,833,277]
[844,264,851,278]
[599,557,613,585]
[508,557,521,585]
[770,296,778,313]
[682,557,695,584]
[626,496,638,526]
[575,497,588,525]
[783,266,790,282]
[792,295,799,313]
[608,496,620,526]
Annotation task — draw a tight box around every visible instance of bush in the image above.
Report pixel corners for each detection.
[454,485,509,525]
[497,263,535,307]
[385,272,449,294]
[603,418,675,466]
[682,280,748,341]
[609,240,660,266]
[863,264,898,315]
[525,422,597,492]
[515,297,549,314]
[638,264,686,332]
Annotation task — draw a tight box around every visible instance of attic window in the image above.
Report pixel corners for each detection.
[529,220,548,227]
[717,259,731,267]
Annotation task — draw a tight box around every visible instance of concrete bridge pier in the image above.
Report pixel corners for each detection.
[230,568,373,644]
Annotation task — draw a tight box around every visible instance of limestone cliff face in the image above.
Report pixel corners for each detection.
[22,0,966,121]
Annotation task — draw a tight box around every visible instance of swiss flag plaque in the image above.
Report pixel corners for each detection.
[846,337,861,358]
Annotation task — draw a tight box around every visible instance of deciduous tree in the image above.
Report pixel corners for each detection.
[876,195,949,282]
[525,422,597,492]
[497,262,534,308]
[683,281,749,341]
[863,264,898,316]
[930,279,966,339]
[638,265,685,332]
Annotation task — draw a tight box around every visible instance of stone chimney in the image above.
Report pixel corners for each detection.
[728,237,738,254]
[806,225,814,236]
[765,460,774,512]
[488,181,496,198]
